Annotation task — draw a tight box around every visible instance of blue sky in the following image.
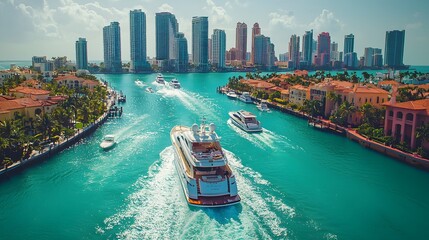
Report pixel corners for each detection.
[0,0,428,65]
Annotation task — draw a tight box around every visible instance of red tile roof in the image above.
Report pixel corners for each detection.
[384,99,429,112]
[12,98,43,108]
[10,86,50,95]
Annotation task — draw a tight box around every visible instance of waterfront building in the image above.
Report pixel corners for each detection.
[103,22,122,73]
[211,29,226,69]
[289,85,310,107]
[55,75,101,91]
[251,23,261,64]
[130,10,150,73]
[344,52,358,68]
[316,32,331,66]
[155,12,178,61]
[236,22,247,62]
[288,34,300,69]
[384,30,405,67]
[192,16,209,72]
[302,30,313,67]
[383,98,429,150]
[174,32,189,72]
[373,52,383,67]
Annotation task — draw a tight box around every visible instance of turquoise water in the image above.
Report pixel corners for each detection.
[1,72,429,239]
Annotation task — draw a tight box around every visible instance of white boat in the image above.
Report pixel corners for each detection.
[146,87,154,93]
[100,135,116,150]
[155,73,165,84]
[238,92,252,103]
[170,119,241,207]
[257,101,271,112]
[226,91,238,99]
[169,78,181,89]
[228,110,262,132]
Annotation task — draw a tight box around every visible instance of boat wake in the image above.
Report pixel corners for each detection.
[227,119,294,151]
[157,87,220,122]
[100,146,295,239]
[134,80,146,87]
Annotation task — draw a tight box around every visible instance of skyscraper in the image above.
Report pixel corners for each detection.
[251,23,261,64]
[235,22,247,62]
[344,34,354,55]
[254,35,272,68]
[103,22,122,73]
[330,42,339,62]
[75,38,87,70]
[384,30,405,67]
[175,32,188,72]
[317,32,330,66]
[156,12,178,60]
[212,29,226,69]
[302,30,313,67]
[192,16,209,72]
[288,34,300,69]
[130,10,149,73]
[364,47,374,67]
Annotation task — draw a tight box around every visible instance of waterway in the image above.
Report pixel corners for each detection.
[1,72,429,239]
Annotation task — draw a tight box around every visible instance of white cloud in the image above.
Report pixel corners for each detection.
[58,0,107,31]
[17,0,60,38]
[206,0,231,26]
[269,11,297,28]
[158,3,173,12]
[406,22,422,30]
[309,9,344,33]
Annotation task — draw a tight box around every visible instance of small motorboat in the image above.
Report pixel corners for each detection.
[146,87,154,93]
[100,135,116,150]
[257,101,271,112]
[226,91,238,99]
[169,78,181,89]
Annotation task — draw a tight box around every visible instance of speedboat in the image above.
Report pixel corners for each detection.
[155,73,165,84]
[238,92,252,103]
[169,78,181,89]
[228,110,262,132]
[100,135,116,150]
[146,87,154,93]
[226,91,237,99]
[170,119,241,207]
[257,101,271,112]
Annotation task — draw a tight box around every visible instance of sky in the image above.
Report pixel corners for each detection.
[0,0,428,65]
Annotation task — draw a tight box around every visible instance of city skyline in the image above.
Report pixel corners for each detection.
[0,0,428,65]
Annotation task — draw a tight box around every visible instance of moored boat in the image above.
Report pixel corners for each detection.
[226,91,238,99]
[170,119,241,207]
[228,110,262,132]
[100,135,116,150]
[256,101,271,112]
[238,92,252,103]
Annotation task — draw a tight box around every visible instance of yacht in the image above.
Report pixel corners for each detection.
[170,119,241,207]
[155,73,165,84]
[169,78,181,89]
[100,135,116,150]
[257,101,271,112]
[229,110,262,132]
[238,92,252,103]
[226,91,238,99]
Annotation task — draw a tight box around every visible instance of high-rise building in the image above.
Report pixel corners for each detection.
[384,30,405,67]
[156,12,178,60]
[344,34,354,55]
[254,34,274,69]
[302,30,313,66]
[175,32,188,72]
[288,34,300,69]
[192,16,209,72]
[103,22,122,73]
[330,41,339,62]
[364,47,374,67]
[316,32,330,66]
[344,52,358,68]
[208,38,212,63]
[251,23,261,64]
[235,22,247,62]
[212,29,226,69]
[130,10,149,73]
[75,38,88,70]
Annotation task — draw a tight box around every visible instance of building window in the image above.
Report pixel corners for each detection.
[377,96,379,103]
[35,108,42,115]
[397,111,403,119]
[382,98,385,103]
[406,113,413,121]
[389,110,394,117]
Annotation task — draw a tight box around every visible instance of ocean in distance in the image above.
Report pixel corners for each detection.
[1,70,429,239]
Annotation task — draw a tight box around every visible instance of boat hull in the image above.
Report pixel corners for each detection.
[228,113,263,133]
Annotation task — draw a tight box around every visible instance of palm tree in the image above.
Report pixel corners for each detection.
[302,99,323,117]
[416,123,429,147]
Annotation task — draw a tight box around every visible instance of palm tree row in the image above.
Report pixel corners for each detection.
[1,79,107,168]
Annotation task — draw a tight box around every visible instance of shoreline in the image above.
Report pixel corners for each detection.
[0,88,116,178]
[219,86,429,171]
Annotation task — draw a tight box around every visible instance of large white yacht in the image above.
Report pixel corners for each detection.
[169,78,181,89]
[155,73,165,84]
[238,92,253,103]
[229,110,263,132]
[170,119,241,207]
